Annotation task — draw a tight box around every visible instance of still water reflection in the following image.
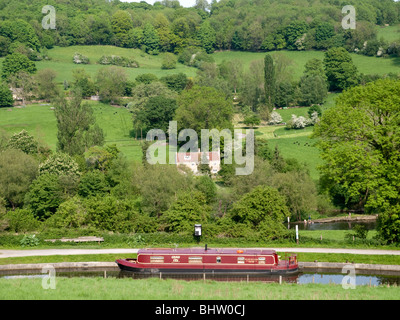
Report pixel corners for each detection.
[2,269,400,286]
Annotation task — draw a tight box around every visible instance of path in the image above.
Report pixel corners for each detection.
[0,247,400,259]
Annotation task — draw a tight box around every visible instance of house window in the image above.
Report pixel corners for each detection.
[184,155,191,160]
[150,256,164,263]
[188,257,202,263]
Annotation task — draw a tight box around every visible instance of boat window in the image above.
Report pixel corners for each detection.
[258,257,266,264]
[216,257,221,263]
[150,256,164,263]
[237,257,245,264]
[188,257,202,263]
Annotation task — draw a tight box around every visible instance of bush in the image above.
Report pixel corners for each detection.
[5,208,40,233]
[135,73,158,84]
[161,53,177,70]
[286,114,309,129]
[39,153,81,178]
[73,53,89,64]
[377,205,400,244]
[7,130,38,154]
[178,47,214,68]
[20,234,40,247]
[228,186,290,240]
[24,173,64,220]
[269,111,282,125]
[98,55,139,68]
[78,170,109,198]
[85,196,141,233]
[160,73,188,92]
[0,81,13,108]
[44,196,88,229]
[163,191,209,234]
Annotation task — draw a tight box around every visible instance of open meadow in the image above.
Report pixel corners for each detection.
[37,46,198,84]
[0,102,141,163]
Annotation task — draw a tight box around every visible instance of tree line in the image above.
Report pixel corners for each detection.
[0,0,400,58]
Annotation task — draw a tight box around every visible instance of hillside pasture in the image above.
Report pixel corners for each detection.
[0,102,141,162]
[37,45,198,84]
[213,50,400,81]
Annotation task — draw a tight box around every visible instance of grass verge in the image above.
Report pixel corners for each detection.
[0,277,399,300]
[1,252,399,266]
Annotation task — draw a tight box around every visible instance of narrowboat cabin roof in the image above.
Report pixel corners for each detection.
[138,248,276,255]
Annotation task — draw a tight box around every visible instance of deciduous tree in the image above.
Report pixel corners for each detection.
[54,93,104,156]
[313,79,400,212]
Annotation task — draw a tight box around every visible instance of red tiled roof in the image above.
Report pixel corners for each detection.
[176,151,220,164]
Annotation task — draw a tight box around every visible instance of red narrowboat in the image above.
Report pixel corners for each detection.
[116,247,298,275]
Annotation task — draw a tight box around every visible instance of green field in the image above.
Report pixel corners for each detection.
[0,102,142,163]
[377,25,400,43]
[213,49,400,81]
[2,44,399,86]
[39,46,198,84]
[0,277,398,300]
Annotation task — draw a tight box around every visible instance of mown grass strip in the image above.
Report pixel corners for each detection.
[1,277,399,300]
[1,252,399,266]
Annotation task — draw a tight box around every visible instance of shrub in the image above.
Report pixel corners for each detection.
[163,191,209,234]
[243,114,261,127]
[78,170,109,198]
[73,53,89,64]
[98,55,139,68]
[377,205,400,244]
[178,47,214,68]
[135,73,158,84]
[286,114,309,129]
[20,234,40,247]
[161,53,177,70]
[39,153,81,178]
[2,52,37,78]
[85,196,141,233]
[160,73,188,92]
[45,196,87,229]
[0,81,13,108]
[24,173,64,220]
[7,130,38,154]
[228,186,290,240]
[5,208,40,233]
[269,111,282,125]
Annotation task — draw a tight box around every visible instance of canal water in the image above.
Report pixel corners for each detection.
[287,221,376,231]
[2,269,400,287]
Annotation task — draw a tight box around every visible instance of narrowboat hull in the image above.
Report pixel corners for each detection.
[116,259,298,275]
[116,248,299,275]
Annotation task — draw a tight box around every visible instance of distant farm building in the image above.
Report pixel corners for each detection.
[176,149,220,175]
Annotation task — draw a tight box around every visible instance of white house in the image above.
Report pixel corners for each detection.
[176,149,221,175]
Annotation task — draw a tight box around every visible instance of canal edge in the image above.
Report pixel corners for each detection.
[0,261,400,273]
[299,261,400,273]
